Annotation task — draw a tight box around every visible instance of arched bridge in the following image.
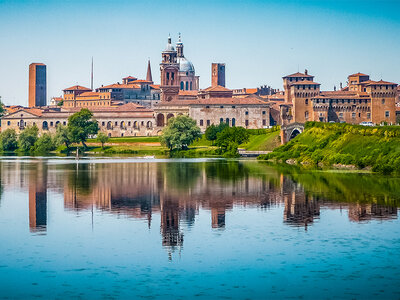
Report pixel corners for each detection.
[280,123,305,144]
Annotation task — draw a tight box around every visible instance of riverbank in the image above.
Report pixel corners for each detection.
[259,122,400,175]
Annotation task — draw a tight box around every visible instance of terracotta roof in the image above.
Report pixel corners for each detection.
[63,85,92,91]
[156,96,268,106]
[283,72,314,78]
[8,107,43,117]
[246,88,258,94]
[130,80,153,84]
[99,83,140,89]
[291,80,320,85]
[366,80,397,86]
[150,84,160,90]
[77,92,100,97]
[348,72,369,77]
[203,85,232,92]
[122,76,137,80]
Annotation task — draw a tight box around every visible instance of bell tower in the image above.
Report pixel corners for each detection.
[160,35,180,102]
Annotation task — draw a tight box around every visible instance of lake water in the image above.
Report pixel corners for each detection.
[0,157,399,299]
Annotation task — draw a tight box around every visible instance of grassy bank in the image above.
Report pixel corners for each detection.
[259,122,400,174]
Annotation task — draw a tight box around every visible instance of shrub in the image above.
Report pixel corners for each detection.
[0,129,18,151]
[33,134,56,154]
[18,125,39,152]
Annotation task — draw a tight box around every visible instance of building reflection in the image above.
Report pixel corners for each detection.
[0,159,398,252]
[29,164,47,233]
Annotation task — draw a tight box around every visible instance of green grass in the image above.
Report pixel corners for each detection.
[240,131,280,151]
[259,122,400,175]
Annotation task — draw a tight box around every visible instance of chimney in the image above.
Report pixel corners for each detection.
[305,69,308,75]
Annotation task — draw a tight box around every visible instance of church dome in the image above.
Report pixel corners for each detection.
[178,57,195,73]
[165,43,175,52]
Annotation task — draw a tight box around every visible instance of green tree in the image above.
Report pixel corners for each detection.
[18,125,39,152]
[54,125,73,150]
[57,99,64,106]
[0,129,18,151]
[97,132,109,149]
[67,108,99,149]
[160,115,201,150]
[33,133,56,154]
[0,97,5,117]
[215,126,249,150]
[205,123,228,145]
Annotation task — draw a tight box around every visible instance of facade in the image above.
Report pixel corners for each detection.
[1,103,157,137]
[29,63,47,107]
[281,71,397,125]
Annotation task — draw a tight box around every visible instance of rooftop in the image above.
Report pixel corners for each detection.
[63,85,92,91]
[283,72,314,79]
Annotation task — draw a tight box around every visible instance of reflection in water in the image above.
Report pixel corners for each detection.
[29,164,47,233]
[1,159,399,252]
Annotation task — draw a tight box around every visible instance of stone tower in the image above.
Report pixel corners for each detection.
[211,63,225,87]
[160,36,179,102]
[146,59,153,83]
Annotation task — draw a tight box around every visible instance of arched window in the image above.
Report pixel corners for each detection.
[226,118,229,125]
[220,118,223,124]
[107,121,112,130]
[305,111,309,120]
[156,114,165,127]
[190,82,193,90]
[185,82,189,90]
[232,118,236,126]
[147,121,152,128]
[180,81,184,90]
[42,121,48,130]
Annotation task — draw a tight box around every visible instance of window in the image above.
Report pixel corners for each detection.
[352,113,356,118]
[50,122,53,127]
[128,121,131,126]
[367,113,371,119]
[207,120,210,126]
[339,113,343,118]
[305,111,309,120]
[232,106,236,108]
[305,99,309,105]
[262,111,266,115]
[102,122,105,126]
[232,118,236,126]
[245,111,249,115]
[115,122,118,126]
[220,106,224,108]
[385,111,390,118]
[180,81,184,90]
[382,99,385,105]
[226,118,229,125]
[185,82,189,90]
[245,120,249,126]
[262,119,266,126]
[63,121,66,125]
[200,120,204,126]
[220,118,223,124]
[206,105,210,109]
[7,121,10,126]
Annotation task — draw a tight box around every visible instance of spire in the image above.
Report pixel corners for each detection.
[176,32,184,58]
[168,33,171,44]
[146,59,153,83]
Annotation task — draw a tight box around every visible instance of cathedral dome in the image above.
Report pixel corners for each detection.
[178,57,195,73]
[165,43,175,52]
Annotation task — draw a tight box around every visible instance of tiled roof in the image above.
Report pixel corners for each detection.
[150,84,160,90]
[366,80,397,86]
[130,80,153,84]
[156,96,268,106]
[77,92,100,97]
[122,76,137,80]
[63,85,92,91]
[348,72,369,77]
[283,72,314,78]
[99,83,140,89]
[245,88,258,94]
[291,80,320,85]
[66,103,153,113]
[203,85,232,92]
[178,90,198,96]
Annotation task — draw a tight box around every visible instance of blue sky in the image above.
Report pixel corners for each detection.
[0,0,399,106]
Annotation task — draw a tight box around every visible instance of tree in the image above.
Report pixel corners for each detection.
[0,97,5,117]
[57,99,64,106]
[97,132,109,149]
[67,108,99,149]
[215,126,249,154]
[18,125,39,152]
[205,123,228,145]
[33,133,56,154]
[0,129,18,151]
[54,125,73,150]
[160,115,201,150]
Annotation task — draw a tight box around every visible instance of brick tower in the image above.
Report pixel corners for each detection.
[29,63,47,107]
[160,36,179,102]
[211,63,225,87]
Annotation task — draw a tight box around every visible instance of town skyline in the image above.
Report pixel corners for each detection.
[1,0,400,106]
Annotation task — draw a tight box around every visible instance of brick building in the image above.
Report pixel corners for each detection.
[281,71,397,125]
[29,63,47,107]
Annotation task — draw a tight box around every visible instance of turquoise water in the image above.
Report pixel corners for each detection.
[0,158,399,299]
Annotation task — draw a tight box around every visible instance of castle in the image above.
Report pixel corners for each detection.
[1,35,399,137]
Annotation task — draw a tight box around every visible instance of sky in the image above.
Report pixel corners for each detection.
[0,0,399,106]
